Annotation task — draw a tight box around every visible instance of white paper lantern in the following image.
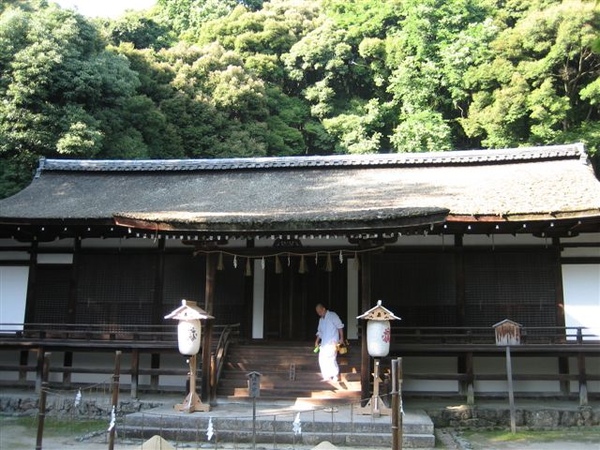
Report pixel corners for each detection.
[178,319,201,355]
[366,320,391,357]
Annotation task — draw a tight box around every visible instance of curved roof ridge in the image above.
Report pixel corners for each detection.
[37,143,585,173]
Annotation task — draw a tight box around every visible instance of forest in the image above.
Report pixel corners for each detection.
[1,0,599,198]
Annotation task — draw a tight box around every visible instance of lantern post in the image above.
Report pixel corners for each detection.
[356,300,400,417]
[165,299,214,413]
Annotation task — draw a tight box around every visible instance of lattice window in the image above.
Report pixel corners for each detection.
[32,265,70,325]
[464,250,558,329]
[76,254,155,325]
[372,252,457,327]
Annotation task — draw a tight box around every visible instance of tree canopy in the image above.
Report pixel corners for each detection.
[0,0,598,198]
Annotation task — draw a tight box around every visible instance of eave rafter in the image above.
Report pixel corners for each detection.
[440,213,600,237]
[2,212,599,243]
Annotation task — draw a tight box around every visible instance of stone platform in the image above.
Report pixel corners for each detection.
[120,398,435,448]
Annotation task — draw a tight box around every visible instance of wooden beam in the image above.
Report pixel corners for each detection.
[131,349,139,399]
[360,252,372,406]
[152,238,165,325]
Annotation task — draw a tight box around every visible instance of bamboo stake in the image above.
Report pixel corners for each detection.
[108,350,121,450]
[35,352,50,450]
[506,346,516,433]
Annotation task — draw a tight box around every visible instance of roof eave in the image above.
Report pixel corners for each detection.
[112,209,450,235]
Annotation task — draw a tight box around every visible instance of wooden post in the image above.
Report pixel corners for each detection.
[505,346,516,433]
[551,238,570,397]
[203,252,216,405]
[18,350,29,384]
[356,358,391,416]
[372,358,382,417]
[150,353,160,390]
[465,352,474,405]
[108,350,121,450]
[210,353,217,404]
[62,352,73,387]
[360,252,372,406]
[454,234,465,324]
[174,354,210,413]
[201,320,213,405]
[578,352,588,406]
[130,349,139,399]
[35,347,45,394]
[35,352,50,450]
[558,356,570,397]
[391,358,402,450]
[398,358,403,449]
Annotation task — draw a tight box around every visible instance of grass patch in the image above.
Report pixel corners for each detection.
[461,427,600,444]
[0,415,107,437]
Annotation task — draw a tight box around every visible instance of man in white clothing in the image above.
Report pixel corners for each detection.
[314,303,344,381]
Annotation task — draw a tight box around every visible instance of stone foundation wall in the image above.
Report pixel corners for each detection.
[1,392,599,431]
[426,405,600,429]
[0,394,161,419]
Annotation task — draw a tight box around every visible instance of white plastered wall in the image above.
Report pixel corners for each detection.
[0,266,28,331]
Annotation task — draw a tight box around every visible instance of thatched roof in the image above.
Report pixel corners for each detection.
[1,143,599,238]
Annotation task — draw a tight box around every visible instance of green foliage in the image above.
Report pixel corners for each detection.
[98,11,174,50]
[391,110,453,153]
[1,0,600,198]
[156,0,236,36]
[322,99,383,154]
[0,4,111,161]
[461,0,600,150]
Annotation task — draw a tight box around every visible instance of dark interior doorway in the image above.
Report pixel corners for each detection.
[263,256,347,341]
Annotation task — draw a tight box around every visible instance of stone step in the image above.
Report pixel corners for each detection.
[119,426,434,448]
[120,404,435,448]
[219,343,362,401]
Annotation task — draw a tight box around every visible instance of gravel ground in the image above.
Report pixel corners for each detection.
[1,417,599,449]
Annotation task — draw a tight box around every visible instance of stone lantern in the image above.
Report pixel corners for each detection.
[356,300,401,416]
[165,299,214,413]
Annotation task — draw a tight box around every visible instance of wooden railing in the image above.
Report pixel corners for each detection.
[1,324,597,403]
[389,325,599,345]
[0,323,178,346]
[0,322,240,398]
[210,323,240,401]
[356,326,600,406]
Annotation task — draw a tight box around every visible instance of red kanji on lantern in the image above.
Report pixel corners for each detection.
[382,327,391,343]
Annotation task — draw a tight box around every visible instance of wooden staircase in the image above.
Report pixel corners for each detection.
[217,341,362,404]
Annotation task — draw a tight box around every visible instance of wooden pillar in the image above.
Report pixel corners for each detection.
[62,352,73,387]
[360,252,372,405]
[243,239,255,339]
[552,238,566,328]
[552,237,570,395]
[149,238,165,392]
[63,238,81,386]
[202,253,216,404]
[18,350,29,384]
[454,234,472,399]
[152,238,166,325]
[35,347,45,394]
[464,352,474,405]
[201,320,213,404]
[131,349,139,399]
[454,234,465,326]
[558,356,570,398]
[20,241,39,389]
[35,352,50,450]
[204,253,216,316]
[150,353,160,391]
[577,351,588,406]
